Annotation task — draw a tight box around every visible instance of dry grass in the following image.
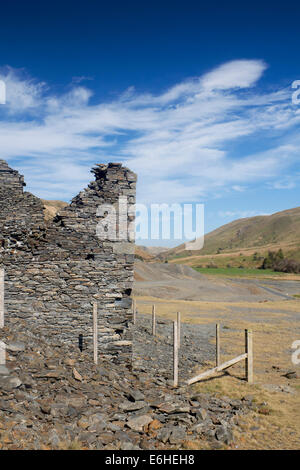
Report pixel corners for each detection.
[56,439,84,450]
[134,295,300,449]
[193,373,300,450]
[42,200,68,221]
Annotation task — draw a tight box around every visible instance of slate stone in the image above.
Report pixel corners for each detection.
[6,342,25,353]
[0,376,22,390]
[127,389,145,402]
[215,425,234,444]
[119,400,147,411]
[126,415,153,432]
[169,426,187,444]
[0,365,10,375]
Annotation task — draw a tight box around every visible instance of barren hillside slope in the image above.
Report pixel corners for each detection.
[159,206,300,262]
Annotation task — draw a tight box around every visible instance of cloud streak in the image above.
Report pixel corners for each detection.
[0,60,299,202]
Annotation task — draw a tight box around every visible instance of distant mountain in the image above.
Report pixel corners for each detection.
[138,245,169,255]
[158,206,300,263]
[135,245,169,261]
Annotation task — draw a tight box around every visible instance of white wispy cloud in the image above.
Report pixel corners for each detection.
[200,59,268,90]
[218,210,271,219]
[0,66,46,114]
[0,60,299,201]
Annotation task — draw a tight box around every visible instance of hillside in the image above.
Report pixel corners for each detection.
[41,199,68,221]
[138,245,169,256]
[158,206,300,265]
[134,245,155,261]
[135,245,169,261]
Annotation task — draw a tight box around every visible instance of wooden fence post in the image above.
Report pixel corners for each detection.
[216,323,220,367]
[152,304,156,336]
[133,299,136,325]
[173,320,178,387]
[177,312,181,349]
[93,302,98,365]
[245,329,253,383]
[0,268,4,329]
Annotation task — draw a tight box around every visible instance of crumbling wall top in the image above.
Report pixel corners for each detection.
[0,160,26,196]
[0,160,136,262]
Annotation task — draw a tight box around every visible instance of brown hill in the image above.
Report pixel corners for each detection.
[158,206,300,264]
[135,245,169,261]
[135,245,155,261]
[41,200,68,221]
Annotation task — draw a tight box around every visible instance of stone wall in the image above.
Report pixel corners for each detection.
[0,160,136,364]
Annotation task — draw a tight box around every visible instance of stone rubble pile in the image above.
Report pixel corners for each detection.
[0,315,252,450]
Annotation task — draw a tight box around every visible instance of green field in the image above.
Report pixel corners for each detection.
[193,266,284,277]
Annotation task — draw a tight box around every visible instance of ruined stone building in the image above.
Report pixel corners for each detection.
[0,160,136,364]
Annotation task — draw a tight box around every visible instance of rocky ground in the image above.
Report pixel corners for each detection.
[0,315,254,450]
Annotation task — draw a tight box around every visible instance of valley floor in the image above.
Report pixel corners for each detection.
[134,262,300,450]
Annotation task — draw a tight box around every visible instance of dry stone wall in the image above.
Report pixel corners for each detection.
[0,160,136,364]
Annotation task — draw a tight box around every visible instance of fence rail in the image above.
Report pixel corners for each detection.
[186,328,253,385]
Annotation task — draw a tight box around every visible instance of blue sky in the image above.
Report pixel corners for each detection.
[0,1,299,246]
